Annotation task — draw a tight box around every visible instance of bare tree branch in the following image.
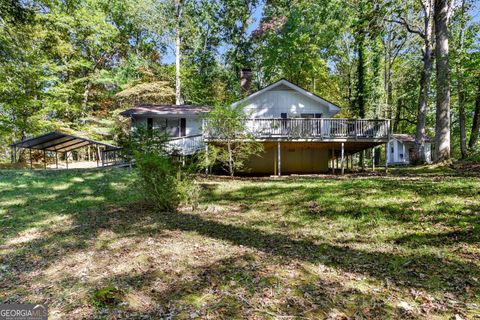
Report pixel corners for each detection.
[385,18,426,38]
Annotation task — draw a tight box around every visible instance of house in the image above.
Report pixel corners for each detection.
[386,134,432,165]
[119,104,209,155]
[120,78,391,175]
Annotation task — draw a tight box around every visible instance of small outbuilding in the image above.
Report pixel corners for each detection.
[386,134,432,165]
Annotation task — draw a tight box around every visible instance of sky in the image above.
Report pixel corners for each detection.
[161,1,265,64]
[161,0,479,64]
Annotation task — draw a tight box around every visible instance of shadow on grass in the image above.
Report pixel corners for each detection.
[109,253,403,319]
[1,170,479,317]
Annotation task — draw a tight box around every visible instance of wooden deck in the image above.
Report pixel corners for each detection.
[204,118,390,142]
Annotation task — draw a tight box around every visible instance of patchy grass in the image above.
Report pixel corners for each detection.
[1,168,479,319]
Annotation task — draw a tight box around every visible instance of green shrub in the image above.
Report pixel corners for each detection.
[135,152,180,211]
[177,173,201,211]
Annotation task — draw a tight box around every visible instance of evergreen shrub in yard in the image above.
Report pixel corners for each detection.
[121,126,200,212]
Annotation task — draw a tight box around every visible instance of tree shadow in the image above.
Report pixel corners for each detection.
[143,210,479,301]
[100,253,402,319]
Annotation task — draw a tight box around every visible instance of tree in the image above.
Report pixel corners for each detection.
[388,0,434,164]
[433,0,454,162]
[469,78,480,150]
[203,104,263,177]
[455,0,467,159]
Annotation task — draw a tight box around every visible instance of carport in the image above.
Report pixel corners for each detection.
[10,131,120,169]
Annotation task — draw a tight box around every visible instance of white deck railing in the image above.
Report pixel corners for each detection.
[204,118,390,140]
[165,134,205,155]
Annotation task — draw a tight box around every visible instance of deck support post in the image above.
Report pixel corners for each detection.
[277,142,281,176]
[341,142,344,175]
[331,147,335,174]
[361,151,365,171]
[385,143,388,172]
[29,148,32,169]
[372,148,375,171]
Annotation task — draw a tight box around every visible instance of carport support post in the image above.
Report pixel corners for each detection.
[43,150,46,170]
[372,148,375,172]
[96,145,100,167]
[55,151,58,169]
[341,142,344,175]
[66,152,68,169]
[29,148,32,169]
[277,142,281,176]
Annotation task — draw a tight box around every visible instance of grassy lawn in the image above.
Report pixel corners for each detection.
[1,168,479,319]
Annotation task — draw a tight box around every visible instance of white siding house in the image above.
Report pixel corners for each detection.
[235,80,340,119]
[387,134,432,165]
[120,105,209,138]
[120,105,209,155]
[121,79,392,174]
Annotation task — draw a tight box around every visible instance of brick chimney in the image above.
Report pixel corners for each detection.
[240,68,253,93]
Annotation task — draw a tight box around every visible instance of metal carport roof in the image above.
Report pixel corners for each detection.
[11,131,118,153]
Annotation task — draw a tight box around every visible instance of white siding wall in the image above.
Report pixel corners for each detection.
[387,139,432,164]
[131,115,202,137]
[242,89,337,118]
[425,143,432,163]
[387,140,408,164]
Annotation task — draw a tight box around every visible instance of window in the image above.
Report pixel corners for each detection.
[180,118,186,137]
[300,113,314,118]
[166,118,180,137]
[280,113,287,133]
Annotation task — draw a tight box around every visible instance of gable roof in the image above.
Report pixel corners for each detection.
[120,105,211,117]
[232,79,341,113]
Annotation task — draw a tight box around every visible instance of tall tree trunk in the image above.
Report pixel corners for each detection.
[414,0,434,164]
[356,36,366,118]
[82,80,92,117]
[414,43,433,164]
[434,0,452,162]
[468,78,480,150]
[457,68,467,159]
[457,0,467,159]
[175,0,183,105]
[356,34,366,168]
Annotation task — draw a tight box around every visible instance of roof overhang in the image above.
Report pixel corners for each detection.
[390,134,432,143]
[232,79,341,113]
[120,105,211,117]
[11,131,118,152]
